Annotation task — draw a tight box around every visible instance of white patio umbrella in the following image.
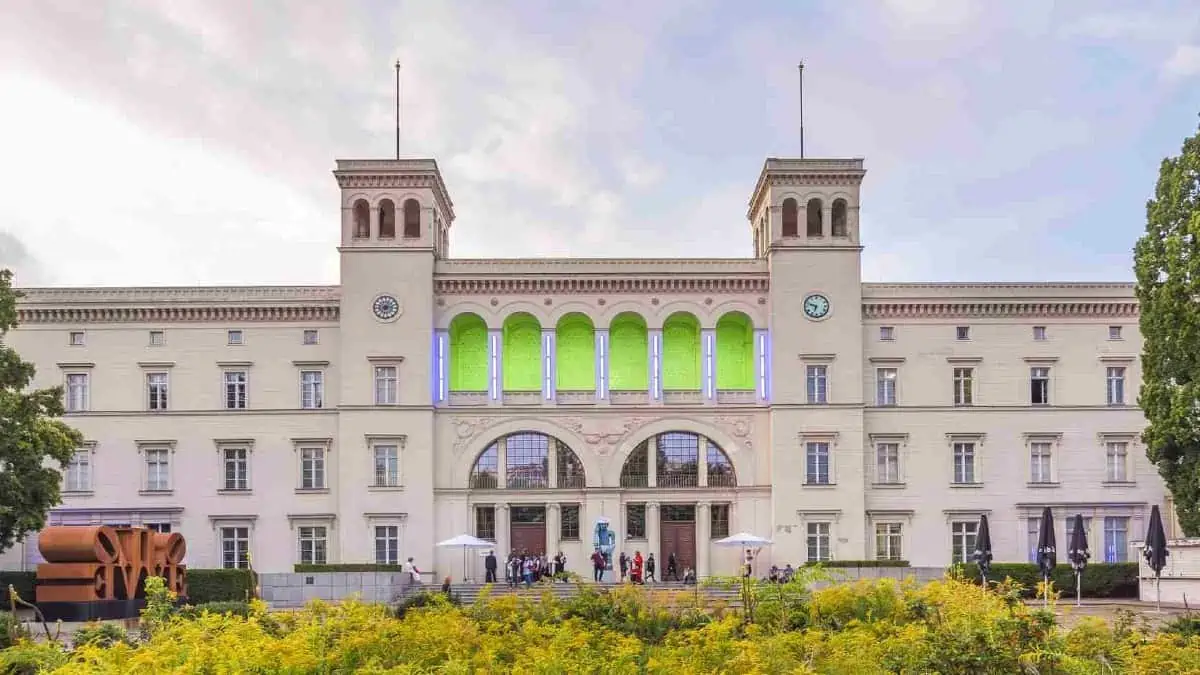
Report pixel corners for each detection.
[436,534,495,584]
[714,532,773,578]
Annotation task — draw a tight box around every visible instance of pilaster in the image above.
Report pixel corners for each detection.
[546,503,560,558]
[696,501,711,578]
[496,503,510,558]
[647,501,661,568]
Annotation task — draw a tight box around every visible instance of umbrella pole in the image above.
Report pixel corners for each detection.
[1157,574,1162,613]
[1075,571,1080,608]
[1043,575,1049,609]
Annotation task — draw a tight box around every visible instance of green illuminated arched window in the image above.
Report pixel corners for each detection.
[609,312,648,391]
[503,313,542,392]
[449,313,488,392]
[716,311,754,390]
[662,312,700,391]
[555,313,595,391]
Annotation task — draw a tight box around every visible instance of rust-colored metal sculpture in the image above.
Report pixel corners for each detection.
[35,525,187,620]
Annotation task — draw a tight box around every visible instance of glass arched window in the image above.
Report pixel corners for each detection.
[378,199,396,238]
[352,200,370,238]
[618,432,736,488]
[403,199,421,238]
[468,432,586,489]
[832,198,848,237]
[806,198,823,237]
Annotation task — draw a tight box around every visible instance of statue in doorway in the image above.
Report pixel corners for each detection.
[593,518,616,569]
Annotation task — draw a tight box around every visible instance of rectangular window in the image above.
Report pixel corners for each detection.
[302,329,319,345]
[1106,442,1129,482]
[1103,517,1129,563]
[297,526,328,565]
[374,525,399,565]
[149,330,165,346]
[1106,367,1126,406]
[805,442,831,485]
[1108,325,1122,340]
[951,521,978,563]
[876,368,897,406]
[626,503,647,539]
[952,442,976,484]
[227,329,244,345]
[374,366,398,405]
[1033,326,1047,341]
[300,448,326,489]
[223,447,249,491]
[224,371,248,410]
[145,523,172,534]
[806,522,831,562]
[373,444,400,487]
[221,527,250,569]
[560,504,580,540]
[475,506,496,541]
[147,372,169,411]
[1030,367,1050,405]
[65,449,91,492]
[875,523,903,561]
[1026,517,1040,563]
[876,442,900,484]
[710,504,730,538]
[955,326,970,341]
[65,373,89,412]
[806,365,828,404]
[300,370,324,409]
[952,368,973,406]
[1029,442,1053,483]
[879,326,895,341]
[144,448,170,491]
[69,331,85,346]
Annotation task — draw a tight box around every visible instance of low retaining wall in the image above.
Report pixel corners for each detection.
[1139,538,1200,606]
[259,572,413,608]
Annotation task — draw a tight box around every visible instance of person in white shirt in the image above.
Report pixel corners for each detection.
[404,557,422,584]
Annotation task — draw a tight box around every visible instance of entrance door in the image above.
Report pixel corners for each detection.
[510,505,547,555]
[660,505,697,578]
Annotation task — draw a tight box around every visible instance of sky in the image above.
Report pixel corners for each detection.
[0,0,1198,287]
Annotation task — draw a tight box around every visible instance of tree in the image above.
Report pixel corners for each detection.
[0,269,83,554]
[1135,118,1200,536]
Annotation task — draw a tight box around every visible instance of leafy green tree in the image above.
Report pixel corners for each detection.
[1135,119,1200,535]
[0,269,82,554]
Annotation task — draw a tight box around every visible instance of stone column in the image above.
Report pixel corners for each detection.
[647,501,661,565]
[547,440,558,489]
[496,503,511,560]
[698,438,709,487]
[647,438,658,488]
[497,437,508,489]
[545,503,560,558]
[696,501,711,579]
[488,329,502,403]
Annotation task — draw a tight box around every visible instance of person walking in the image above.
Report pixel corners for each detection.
[632,551,644,584]
[591,548,606,582]
[404,557,422,586]
[484,550,498,583]
[666,552,678,581]
[743,548,754,578]
[509,554,522,588]
[645,553,657,583]
[619,552,629,582]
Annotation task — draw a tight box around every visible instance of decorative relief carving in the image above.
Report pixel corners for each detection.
[862,301,1138,319]
[713,415,755,451]
[436,278,769,296]
[451,417,506,455]
[557,416,652,455]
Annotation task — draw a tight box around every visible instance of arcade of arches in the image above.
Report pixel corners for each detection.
[446,310,758,398]
[466,431,739,577]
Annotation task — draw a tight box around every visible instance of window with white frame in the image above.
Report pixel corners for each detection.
[300,370,324,409]
[1106,441,1129,482]
[69,331,85,346]
[149,330,165,346]
[805,442,831,485]
[876,368,897,406]
[223,447,249,491]
[145,522,172,533]
[1106,367,1126,406]
[952,442,977,484]
[1025,517,1041,562]
[375,525,399,565]
[65,373,89,412]
[806,522,831,562]
[952,368,973,406]
[1103,516,1129,562]
[950,520,978,563]
[300,447,326,489]
[875,522,903,561]
[224,370,248,409]
[147,372,169,411]
[1033,326,1047,341]
[227,329,244,345]
[374,366,398,405]
[302,329,319,345]
[875,442,900,484]
[373,444,400,487]
[1029,441,1053,483]
[879,326,895,341]
[297,526,328,565]
[1030,367,1050,405]
[220,526,250,569]
[143,447,171,491]
[64,448,92,492]
[805,365,828,404]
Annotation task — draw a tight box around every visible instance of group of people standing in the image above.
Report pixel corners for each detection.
[588,549,696,585]
[484,550,568,586]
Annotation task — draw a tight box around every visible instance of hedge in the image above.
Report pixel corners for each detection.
[184,569,256,604]
[803,560,911,568]
[957,562,1138,598]
[293,564,404,573]
[0,571,36,603]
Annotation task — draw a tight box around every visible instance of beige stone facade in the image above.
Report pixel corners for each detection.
[0,156,1164,577]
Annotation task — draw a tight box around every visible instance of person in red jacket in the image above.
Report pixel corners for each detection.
[632,550,644,584]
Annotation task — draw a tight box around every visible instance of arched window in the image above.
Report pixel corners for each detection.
[618,432,737,488]
[403,199,421,238]
[555,313,595,391]
[715,312,754,390]
[806,198,824,237]
[662,312,701,391]
[352,200,370,238]
[832,199,848,237]
[609,313,648,391]
[449,313,488,392]
[620,441,649,487]
[377,199,396,238]
[782,198,799,238]
[657,432,700,487]
[468,432,586,489]
[502,313,541,392]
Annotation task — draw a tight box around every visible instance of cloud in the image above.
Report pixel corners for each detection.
[0,231,47,286]
[1163,44,1200,79]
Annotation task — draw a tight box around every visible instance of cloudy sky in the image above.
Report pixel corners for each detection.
[1,0,1198,287]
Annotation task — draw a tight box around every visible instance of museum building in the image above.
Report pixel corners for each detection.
[0,155,1167,577]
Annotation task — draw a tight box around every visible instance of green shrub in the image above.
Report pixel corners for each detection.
[72,621,128,648]
[0,572,35,604]
[180,601,252,619]
[957,562,1138,598]
[293,564,404,573]
[392,591,458,619]
[0,639,69,674]
[184,569,255,604]
[803,559,911,568]
[0,610,28,650]
[1165,615,1200,637]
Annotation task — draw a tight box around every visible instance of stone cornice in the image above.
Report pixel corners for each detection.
[748,157,866,219]
[16,285,340,325]
[862,301,1138,319]
[333,158,455,222]
[435,276,768,295]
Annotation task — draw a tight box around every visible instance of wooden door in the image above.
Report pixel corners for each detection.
[510,524,546,555]
[661,522,696,576]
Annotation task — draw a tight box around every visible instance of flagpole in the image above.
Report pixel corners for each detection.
[394,60,402,160]
[797,62,805,159]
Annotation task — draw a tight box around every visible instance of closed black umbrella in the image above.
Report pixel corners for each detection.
[1143,504,1170,611]
[1036,506,1057,606]
[1067,514,1090,606]
[973,514,993,587]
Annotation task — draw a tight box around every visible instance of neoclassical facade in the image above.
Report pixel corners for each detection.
[0,156,1166,577]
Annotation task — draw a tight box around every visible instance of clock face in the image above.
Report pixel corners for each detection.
[372,295,401,321]
[803,294,830,319]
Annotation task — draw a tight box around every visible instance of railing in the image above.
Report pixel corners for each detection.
[657,473,699,488]
[663,390,702,405]
[610,391,649,405]
[503,391,542,406]
[716,389,756,404]
[506,475,549,490]
[707,471,737,488]
[556,390,595,405]
[469,473,499,489]
[557,473,585,489]
[620,472,649,488]
[448,391,488,406]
